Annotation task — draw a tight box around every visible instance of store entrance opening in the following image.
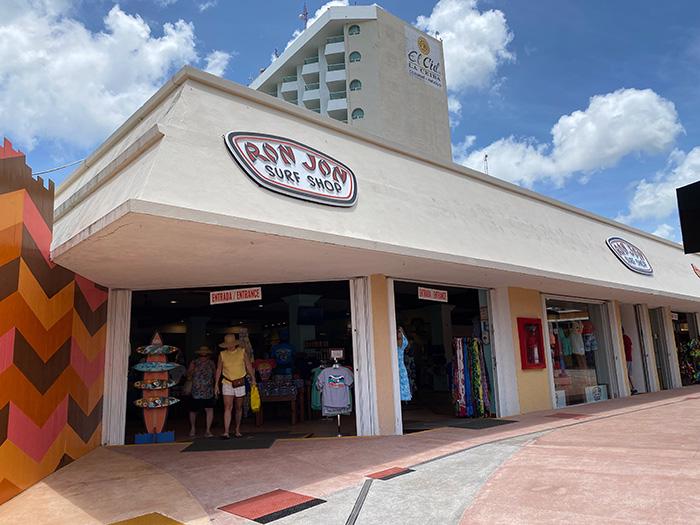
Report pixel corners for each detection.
[126,281,356,444]
[393,281,496,433]
[672,311,700,386]
[619,303,650,394]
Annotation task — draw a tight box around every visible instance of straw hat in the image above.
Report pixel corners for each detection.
[195,345,212,356]
[218,334,239,349]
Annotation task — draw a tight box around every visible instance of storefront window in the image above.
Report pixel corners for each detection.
[546,299,616,407]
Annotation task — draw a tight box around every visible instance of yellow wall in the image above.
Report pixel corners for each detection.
[509,287,553,413]
[369,274,398,434]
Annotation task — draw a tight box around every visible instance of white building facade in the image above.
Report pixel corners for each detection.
[51,68,700,443]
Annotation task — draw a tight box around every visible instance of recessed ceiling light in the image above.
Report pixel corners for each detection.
[170,300,178,304]
[258,304,264,308]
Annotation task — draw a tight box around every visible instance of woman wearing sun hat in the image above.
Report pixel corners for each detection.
[187,345,216,437]
[215,334,256,438]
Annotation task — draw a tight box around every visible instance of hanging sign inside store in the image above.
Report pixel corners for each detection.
[605,237,654,276]
[210,287,262,305]
[404,26,443,89]
[417,286,448,302]
[225,132,358,207]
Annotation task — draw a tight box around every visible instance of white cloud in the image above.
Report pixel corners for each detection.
[447,96,462,127]
[156,0,178,6]
[455,88,683,188]
[416,0,514,92]
[204,50,230,76]
[198,1,217,12]
[0,1,229,150]
[652,223,677,241]
[283,0,348,52]
[617,147,700,224]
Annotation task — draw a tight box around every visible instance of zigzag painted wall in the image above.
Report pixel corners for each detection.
[0,138,108,505]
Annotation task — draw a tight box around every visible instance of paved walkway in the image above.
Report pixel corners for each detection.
[1,387,698,524]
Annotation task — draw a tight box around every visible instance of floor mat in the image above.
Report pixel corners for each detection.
[403,418,517,432]
[181,432,308,452]
[545,412,590,420]
[219,489,325,523]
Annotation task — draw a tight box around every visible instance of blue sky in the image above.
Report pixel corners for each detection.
[1,0,699,241]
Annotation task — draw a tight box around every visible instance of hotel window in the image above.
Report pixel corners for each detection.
[352,108,364,120]
[349,79,362,91]
[349,51,361,63]
[348,24,360,35]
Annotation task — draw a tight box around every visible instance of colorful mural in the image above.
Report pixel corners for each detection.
[0,138,108,504]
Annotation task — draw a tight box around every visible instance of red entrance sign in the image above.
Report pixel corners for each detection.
[210,287,262,305]
[417,286,448,302]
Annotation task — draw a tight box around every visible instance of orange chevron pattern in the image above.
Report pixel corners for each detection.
[0,139,108,504]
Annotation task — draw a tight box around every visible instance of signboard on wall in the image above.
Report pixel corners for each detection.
[210,287,262,305]
[584,385,608,403]
[225,132,358,207]
[606,237,654,276]
[404,26,443,89]
[418,286,448,302]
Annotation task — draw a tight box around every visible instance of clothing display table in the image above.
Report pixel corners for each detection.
[255,394,297,426]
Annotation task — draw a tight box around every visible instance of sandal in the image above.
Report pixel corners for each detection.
[221,434,230,440]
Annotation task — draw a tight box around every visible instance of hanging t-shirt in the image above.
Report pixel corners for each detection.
[316,366,354,409]
[310,366,324,411]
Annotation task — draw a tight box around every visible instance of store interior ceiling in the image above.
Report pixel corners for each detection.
[131,281,351,336]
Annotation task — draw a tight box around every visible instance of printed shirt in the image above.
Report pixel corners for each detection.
[316,366,354,408]
[191,359,216,399]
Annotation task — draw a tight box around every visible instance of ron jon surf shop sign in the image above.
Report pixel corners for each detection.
[225,132,358,207]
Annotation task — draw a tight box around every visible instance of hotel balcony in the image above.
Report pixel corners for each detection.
[324,35,345,57]
[302,82,321,108]
[280,76,298,101]
[326,91,347,118]
[301,56,320,81]
[325,63,347,90]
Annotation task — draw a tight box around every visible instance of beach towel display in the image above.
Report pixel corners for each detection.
[452,337,493,418]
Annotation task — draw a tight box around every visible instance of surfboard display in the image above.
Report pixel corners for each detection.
[133,332,179,434]
[134,397,180,409]
[135,344,179,355]
[134,379,177,390]
[133,361,179,372]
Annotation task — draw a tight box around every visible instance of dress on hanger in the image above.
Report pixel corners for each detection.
[398,333,412,401]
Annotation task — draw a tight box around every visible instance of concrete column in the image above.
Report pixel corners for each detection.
[488,287,520,417]
[369,275,400,435]
[101,289,132,446]
[661,307,683,388]
[636,304,661,392]
[350,277,378,436]
[283,294,321,353]
[608,301,631,398]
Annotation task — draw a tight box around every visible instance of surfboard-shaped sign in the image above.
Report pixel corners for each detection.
[606,237,653,276]
[225,132,358,207]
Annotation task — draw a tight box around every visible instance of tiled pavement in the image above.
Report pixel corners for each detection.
[1,386,699,524]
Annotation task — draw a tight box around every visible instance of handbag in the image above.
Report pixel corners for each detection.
[250,384,261,413]
[223,375,246,388]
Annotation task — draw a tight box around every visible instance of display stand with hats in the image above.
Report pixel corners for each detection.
[132,332,179,443]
